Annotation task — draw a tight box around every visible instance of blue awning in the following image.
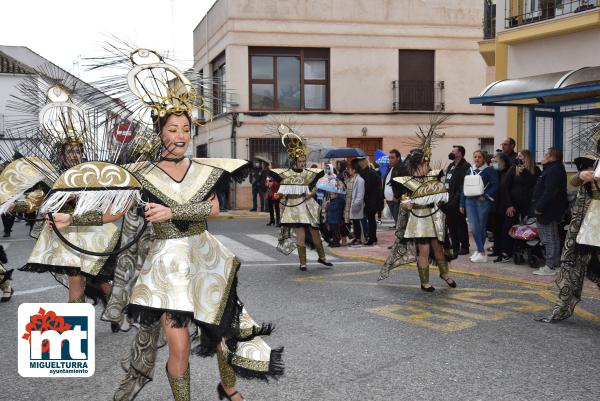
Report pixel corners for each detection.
[470,66,600,107]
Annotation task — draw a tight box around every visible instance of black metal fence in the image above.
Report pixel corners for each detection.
[505,0,597,29]
[392,81,445,112]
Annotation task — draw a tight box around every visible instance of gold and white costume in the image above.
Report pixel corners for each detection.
[126,158,283,380]
[272,167,323,227]
[394,170,448,242]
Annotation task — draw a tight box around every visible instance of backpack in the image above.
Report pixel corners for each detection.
[463,167,485,197]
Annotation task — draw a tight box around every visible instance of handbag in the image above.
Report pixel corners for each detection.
[463,167,485,197]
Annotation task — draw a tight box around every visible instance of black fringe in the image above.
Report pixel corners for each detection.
[230,347,285,382]
[20,263,82,276]
[125,304,194,328]
[0,245,7,264]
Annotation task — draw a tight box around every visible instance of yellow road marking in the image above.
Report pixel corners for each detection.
[410,301,512,321]
[367,304,476,332]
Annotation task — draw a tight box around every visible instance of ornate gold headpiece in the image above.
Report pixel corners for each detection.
[126,49,211,126]
[278,124,307,160]
[39,86,85,146]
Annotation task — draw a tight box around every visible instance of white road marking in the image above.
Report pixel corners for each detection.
[213,235,277,262]
[246,234,339,260]
[14,285,62,296]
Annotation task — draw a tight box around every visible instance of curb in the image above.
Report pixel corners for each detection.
[326,247,600,299]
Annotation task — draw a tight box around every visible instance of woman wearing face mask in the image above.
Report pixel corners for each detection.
[460,150,499,263]
[490,152,512,263]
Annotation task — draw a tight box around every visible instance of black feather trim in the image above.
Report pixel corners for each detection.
[230,347,285,381]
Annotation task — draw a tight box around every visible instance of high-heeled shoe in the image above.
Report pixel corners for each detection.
[440,275,457,288]
[420,284,435,292]
[217,383,245,401]
[299,264,307,271]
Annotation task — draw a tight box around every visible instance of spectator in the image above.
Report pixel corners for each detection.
[383,149,404,228]
[336,160,350,183]
[531,147,568,276]
[265,172,281,226]
[501,137,518,165]
[490,152,512,262]
[373,162,383,225]
[249,161,265,212]
[358,158,383,245]
[326,192,345,247]
[347,159,366,246]
[505,150,540,220]
[460,150,499,263]
[444,145,471,258]
[215,177,230,212]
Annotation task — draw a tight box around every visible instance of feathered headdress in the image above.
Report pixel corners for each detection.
[405,114,449,172]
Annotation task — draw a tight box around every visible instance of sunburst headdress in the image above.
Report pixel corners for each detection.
[277,124,307,162]
[83,41,218,132]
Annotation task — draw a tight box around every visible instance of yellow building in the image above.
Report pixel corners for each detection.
[475,0,600,168]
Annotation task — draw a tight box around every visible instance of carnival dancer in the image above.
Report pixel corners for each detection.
[540,148,600,322]
[50,47,283,401]
[379,116,456,291]
[0,68,121,304]
[271,125,333,271]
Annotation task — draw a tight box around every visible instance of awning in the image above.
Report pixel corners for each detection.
[470,66,600,107]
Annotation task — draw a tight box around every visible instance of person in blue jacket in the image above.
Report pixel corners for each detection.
[460,150,499,263]
[326,191,346,247]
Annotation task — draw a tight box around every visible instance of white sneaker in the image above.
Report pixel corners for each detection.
[470,251,480,261]
[533,266,557,276]
[472,253,488,263]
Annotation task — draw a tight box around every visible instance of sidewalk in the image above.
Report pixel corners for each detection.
[328,222,600,297]
[212,210,269,219]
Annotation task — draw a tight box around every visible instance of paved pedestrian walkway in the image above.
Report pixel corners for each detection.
[328,224,600,297]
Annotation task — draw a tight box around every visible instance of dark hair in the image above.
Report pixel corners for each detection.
[452,145,466,157]
[547,147,563,163]
[389,149,401,159]
[156,111,192,133]
[406,148,425,173]
[350,158,360,171]
[496,152,510,170]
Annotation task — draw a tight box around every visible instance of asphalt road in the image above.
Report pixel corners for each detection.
[1,218,599,401]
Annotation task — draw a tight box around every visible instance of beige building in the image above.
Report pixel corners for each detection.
[476,0,600,167]
[193,0,494,208]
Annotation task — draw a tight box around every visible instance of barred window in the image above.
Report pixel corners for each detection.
[248,138,288,169]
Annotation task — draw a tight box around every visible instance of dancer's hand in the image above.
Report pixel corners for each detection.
[144,203,173,223]
[579,170,596,183]
[48,213,72,230]
[406,202,413,210]
[506,207,516,217]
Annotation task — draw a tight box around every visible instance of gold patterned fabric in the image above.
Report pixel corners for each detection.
[404,207,445,242]
[126,159,283,383]
[23,222,120,276]
[576,198,600,246]
[273,168,323,227]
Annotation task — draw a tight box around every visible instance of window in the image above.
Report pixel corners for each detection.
[212,52,226,116]
[249,47,329,111]
[196,144,208,158]
[395,50,441,111]
[523,105,596,168]
[248,138,288,168]
[479,138,495,156]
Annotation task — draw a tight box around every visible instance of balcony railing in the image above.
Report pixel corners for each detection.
[483,0,496,39]
[392,81,445,112]
[505,0,598,29]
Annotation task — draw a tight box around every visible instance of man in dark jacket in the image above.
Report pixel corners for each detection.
[249,161,265,212]
[383,149,405,227]
[531,147,567,276]
[444,145,471,257]
[358,158,383,245]
[501,137,518,166]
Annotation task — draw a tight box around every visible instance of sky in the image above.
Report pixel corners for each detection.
[0,0,217,82]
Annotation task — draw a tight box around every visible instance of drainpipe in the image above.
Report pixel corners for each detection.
[230,112,239,209]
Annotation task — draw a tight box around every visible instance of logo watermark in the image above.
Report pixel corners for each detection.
[18,303,95,377]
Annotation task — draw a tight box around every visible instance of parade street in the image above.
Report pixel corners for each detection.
[1,216,599,401]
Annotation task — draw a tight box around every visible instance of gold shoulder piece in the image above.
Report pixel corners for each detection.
[192,158,248,173]
[393,176,420,192]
